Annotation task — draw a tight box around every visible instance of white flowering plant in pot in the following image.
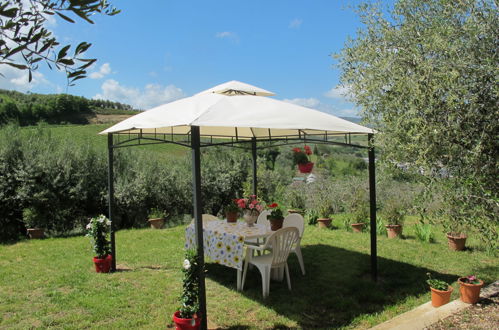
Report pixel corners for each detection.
[178,249,200,319]
[86,215,111,259]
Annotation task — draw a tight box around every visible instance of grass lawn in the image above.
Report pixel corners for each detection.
[0,219,497,329]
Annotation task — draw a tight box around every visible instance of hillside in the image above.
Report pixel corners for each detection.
[0,89,140,126]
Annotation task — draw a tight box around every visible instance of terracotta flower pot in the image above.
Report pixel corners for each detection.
[27,228,44,239]
[148,218,165,229]
[93,254,112,273]
[386,224,403,238]
[226,211,238,223]
[298,162,314,173]
[430,285,453,307]
[351,223,364,233]
[173,311,201,330]
[458,278,483,304]
[447,233,467,251]
[269,217,284,231]
[317,218,331,228]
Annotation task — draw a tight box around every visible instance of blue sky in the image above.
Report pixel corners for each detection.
[1,0,376,117]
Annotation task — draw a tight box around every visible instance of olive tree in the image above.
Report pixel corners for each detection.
[336,0,498,249]
[0,0,119,84]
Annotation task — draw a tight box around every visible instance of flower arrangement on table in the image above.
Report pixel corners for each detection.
[235,195,263,216]
[236,195,263,227]
[267,202,285,231]
[86,214,112,273]
[173,249,201,328]
[292,146,314,173]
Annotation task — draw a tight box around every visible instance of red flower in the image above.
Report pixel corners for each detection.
[304,145,312,155]
[292,147,302,153]
[268,203,278,208]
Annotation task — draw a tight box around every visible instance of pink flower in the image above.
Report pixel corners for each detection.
[249,204,254,209]
[467,275,476,281]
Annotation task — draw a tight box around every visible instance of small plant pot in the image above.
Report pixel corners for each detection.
[317,218,331,228]
[458,278,484,304]
[351,223,365,233]
[148,218,165,229]
[93,254,112,273]
[27,228,45,239]
[385,224,403,238]
[269,217,284,231]
[297,162,314,173]
[430,286,453,307]
[173,311,201,330]
[226,211,238,223]
[447,233,467,251]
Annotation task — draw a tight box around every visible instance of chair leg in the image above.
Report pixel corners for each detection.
[241,251,251,291]
[295,245,306,275]
[285,263,291,291]
[263,266,271,298]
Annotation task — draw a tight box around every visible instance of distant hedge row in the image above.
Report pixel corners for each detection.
[0,125,250,241]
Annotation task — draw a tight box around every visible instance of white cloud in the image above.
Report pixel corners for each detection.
[325,85,351,100]
[289,18,303,29]
[282,97,358,117]
[0,64,49,91]
[93,79,185,110]
[215,31,239,43]
[89,63,112,79]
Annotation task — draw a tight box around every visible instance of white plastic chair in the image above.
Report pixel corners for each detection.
[282,213,306,275]
[241,227,299,298]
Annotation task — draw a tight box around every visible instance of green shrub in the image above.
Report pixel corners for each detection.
[414,222,435,243]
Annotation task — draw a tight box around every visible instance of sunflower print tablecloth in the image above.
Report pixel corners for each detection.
[185,221,269,270]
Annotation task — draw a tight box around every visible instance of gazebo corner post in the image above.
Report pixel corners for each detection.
[191,126,208,330]
[251,137,257,196]
[107,133,116,272]
[368,133,377,282]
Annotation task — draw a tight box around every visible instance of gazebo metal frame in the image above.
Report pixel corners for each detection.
[106,128,377,330]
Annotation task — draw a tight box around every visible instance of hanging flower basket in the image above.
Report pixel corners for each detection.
[298,162,314,173]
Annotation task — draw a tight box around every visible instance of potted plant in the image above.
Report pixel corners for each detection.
[224,200,240,223]
[426,273,453,307]
[86,215,112,273]
[381,198,405,238]
[235,195,263,227]
[148,208,167,229]
[292,146,314,173]
[347,188,369,233]
[442,201,468,251]
[22,207,46,239]
[458,275,484,304]
[173,249,201,330]
[267,203,285,231]
[285,185,306,215]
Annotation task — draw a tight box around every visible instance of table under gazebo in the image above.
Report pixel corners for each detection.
[100,80,377,329]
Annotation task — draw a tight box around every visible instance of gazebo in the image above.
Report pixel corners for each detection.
[100,81,377,329]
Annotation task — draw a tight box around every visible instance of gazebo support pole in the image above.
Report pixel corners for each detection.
[107,134,116,272]
[368,133,377,282]
[191,126,208,330]
[251,137,257,195]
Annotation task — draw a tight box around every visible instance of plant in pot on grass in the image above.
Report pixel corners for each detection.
[285,185,306,215]
[236,195,263,227]
[381,198,405,238]
[267,203,285,231]
[442,201,469,251]
[224,199,240,223]
[173,249,201,330]
[458,275,484,304]
[426,273,453,307]
[292,145,314,173]
[148,208,167,229]
[22,207,46,239]
[86,215,112,273]
[347,187,369,232]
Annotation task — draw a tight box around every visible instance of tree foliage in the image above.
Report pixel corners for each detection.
[337,0,498,249]
[0,0,119,84]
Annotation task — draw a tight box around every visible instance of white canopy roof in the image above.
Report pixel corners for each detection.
[100,81,373,138]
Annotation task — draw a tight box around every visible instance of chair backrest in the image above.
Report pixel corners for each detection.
[283,213,305,238]
[263,227,299,266]
[256,210,271,229]
[191,214,218,226]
